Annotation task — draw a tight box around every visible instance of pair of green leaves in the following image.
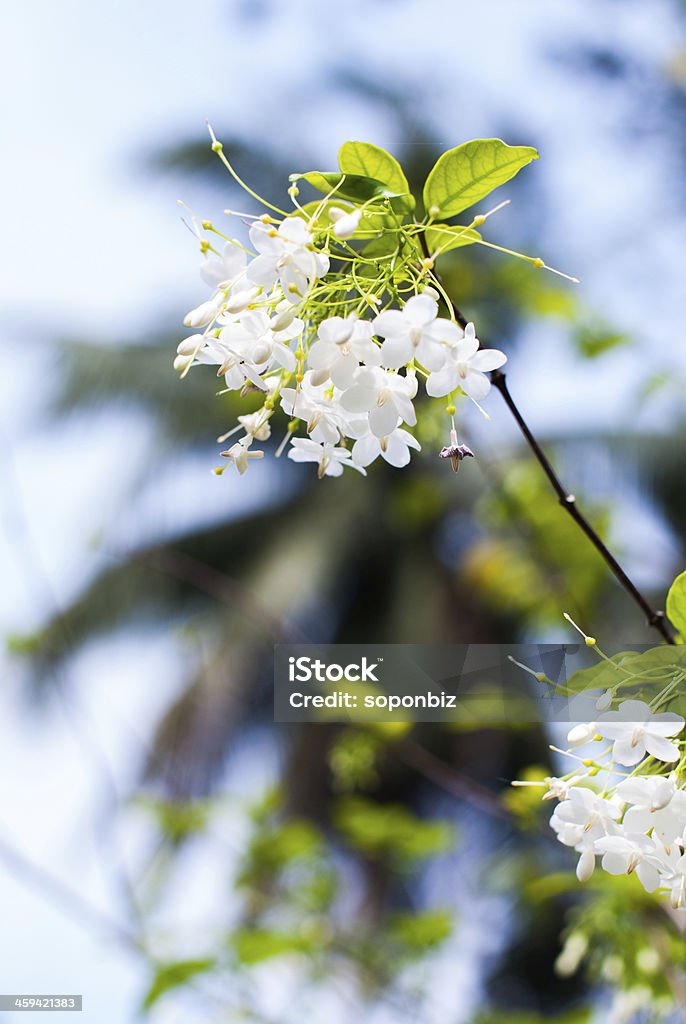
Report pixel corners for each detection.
[295,137,539,224]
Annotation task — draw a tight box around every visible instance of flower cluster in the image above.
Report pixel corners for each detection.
[174,166,507,478]
[523,694,686,907]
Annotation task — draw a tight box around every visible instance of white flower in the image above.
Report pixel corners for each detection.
[621,787,686,846]
[288,438,366,479]
[550,787,622,880]
[193,330,267,392]
[616,775,676,813]
[542,776,580,801]
[648,840,686,907]
[373,294,455,371]
[237,410,272,442]
[594,833,665,893]
[280,374,348,445]
[308,316,381,389]
[221,438,264,475]
[339,367,417,438]
[219,309,303,378]
[596,699,685,766]
[551,787,622,843]
[425,322,506,399]
[329,206,362,239]
[200,241,247,293]
[247,218,329,303]
[351,426,421,469]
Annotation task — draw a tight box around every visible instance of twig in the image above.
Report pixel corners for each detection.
[419,232,675,644]
[394,738,510,819]
[0,829,139,950]
[490,371,673,644]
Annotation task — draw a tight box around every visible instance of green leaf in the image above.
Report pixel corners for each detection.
[142,958,215,1010]
[423,138,539,220]
[233,928,314,964]
[387,909,453,951]
[575,325,629,359]
[425,224,482,255]
[667,570,686,639]
[334,797,453,862]
[338,141,413,206]
[295,171,412,213]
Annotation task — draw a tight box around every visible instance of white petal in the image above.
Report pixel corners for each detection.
[612,735,646,766]
[404,294,438,327]
[426,365,458,398]
[308,340,336,371]
[369,401,400,438]
[643,734,681,762]
[340,386,377,414]
[380,336,412,369]
[246,254,277,286]
[460,369,491,401]
[471,348,507,372]
[372,310,408,338]
[330,354,359,390]
[352,434,380,467]
[383,433,412,468]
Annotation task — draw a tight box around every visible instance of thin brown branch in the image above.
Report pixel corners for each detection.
[394,738,510,819]
[419,232,674,644]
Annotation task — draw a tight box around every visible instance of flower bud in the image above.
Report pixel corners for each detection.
[595,689,612,711]
[271,307,296,331]
[332,209,362,239]
[567,722,596,747]
[173,353,193,372]
[252,343,271,365]
[225,287,260,315]
[576,850,595,882]
[177,335,203,356]
[184,298,220,329]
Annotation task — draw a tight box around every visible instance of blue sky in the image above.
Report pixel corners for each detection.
[1,0,685,1019]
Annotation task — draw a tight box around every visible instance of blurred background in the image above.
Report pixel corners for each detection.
[2,0,686,1020]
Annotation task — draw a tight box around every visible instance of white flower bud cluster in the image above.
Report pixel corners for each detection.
[543,699,686,907]
[175,212,507,478]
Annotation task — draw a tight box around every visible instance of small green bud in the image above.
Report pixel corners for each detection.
[429,205,440,218]
[585,636,597,647]
[473,215,486,227]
